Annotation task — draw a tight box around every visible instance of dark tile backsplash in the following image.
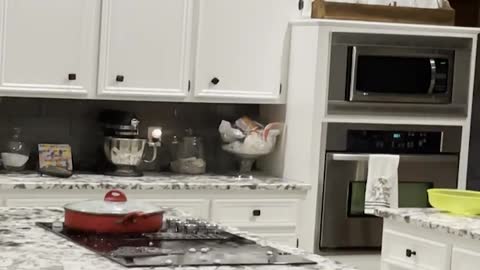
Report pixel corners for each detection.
[0,97,259,173]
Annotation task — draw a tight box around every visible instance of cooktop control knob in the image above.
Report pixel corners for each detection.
[205,224,218,234]
[186,218,201,224]
[200,247,210,253]
[197,220,208,231]
[164,259,173,265]
[266,250,274,256]
[166,218,181,230]
[185,223,199,234]
[176,221,187,233]
[214,259,222,264]
[189,248,197,253]
[166,218,177,226]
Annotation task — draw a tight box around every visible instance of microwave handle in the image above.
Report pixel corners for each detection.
[329,153,456,163]
[348,46,358,101]
[428,59,437,94]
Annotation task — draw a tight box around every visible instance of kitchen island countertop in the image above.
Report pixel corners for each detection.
[0,207,355,270]
[374,207,480,241]
[0,172,310,192]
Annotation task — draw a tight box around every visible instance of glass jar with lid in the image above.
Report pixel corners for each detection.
[170,129,206,174]
[2,127,30,171]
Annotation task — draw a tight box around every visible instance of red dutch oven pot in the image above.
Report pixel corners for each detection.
[64,189,164,234]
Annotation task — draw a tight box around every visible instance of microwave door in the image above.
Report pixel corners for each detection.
[348,46,451,104]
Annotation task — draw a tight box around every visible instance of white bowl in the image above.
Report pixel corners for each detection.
[1,152,29,168]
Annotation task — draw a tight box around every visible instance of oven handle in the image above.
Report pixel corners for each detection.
[428,59,437,94]
[329,153,457,163]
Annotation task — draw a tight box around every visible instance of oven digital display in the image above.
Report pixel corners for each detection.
[346,130,442,153]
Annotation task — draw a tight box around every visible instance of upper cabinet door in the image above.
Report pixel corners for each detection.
[0,0,99,98]
[98,0,192,100]
[193,0,301,102]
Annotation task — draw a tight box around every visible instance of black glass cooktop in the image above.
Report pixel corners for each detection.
[37,222,316,268]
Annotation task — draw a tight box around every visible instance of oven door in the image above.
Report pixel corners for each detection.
[349,46,453,104]
[319,153,458,250]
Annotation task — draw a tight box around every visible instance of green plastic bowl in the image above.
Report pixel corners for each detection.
[428,188,480,216]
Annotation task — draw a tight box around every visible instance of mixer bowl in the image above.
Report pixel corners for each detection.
[104,137,148,166]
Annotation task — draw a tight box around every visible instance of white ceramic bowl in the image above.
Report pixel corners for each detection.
[1,152,29,169]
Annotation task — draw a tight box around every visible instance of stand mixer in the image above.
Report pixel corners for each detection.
[100,110,161,177]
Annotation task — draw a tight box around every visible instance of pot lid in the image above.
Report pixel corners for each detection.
[64,190,161,215]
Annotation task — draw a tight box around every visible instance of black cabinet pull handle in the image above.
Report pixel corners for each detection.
[68,73,76,81]
[252,209,261,217]
[406,249,416,257]
[298,0,304,10]
[116,75,124,82]
[211,77,220,85]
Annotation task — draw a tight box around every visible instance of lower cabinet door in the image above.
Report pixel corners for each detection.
[451,247,480,270]
[381,229,450,270]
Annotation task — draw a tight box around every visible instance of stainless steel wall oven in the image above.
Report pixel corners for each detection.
[319,123,461,250]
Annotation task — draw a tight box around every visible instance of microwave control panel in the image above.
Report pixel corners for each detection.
[346,130,442,154]
[432,58,450,94]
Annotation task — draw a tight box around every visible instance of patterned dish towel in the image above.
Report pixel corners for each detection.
[365,154,400,214]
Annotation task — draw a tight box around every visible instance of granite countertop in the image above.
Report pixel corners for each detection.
[0,173,310,191]
[0,207,356,270]
[375,208,480,241]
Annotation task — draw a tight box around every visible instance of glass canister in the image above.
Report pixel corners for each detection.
[170,129,206,174]
[1,127,30,171]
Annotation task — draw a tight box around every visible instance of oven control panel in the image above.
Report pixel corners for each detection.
[346,130,442,153]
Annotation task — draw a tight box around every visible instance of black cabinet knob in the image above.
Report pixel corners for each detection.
[116,75,124,82]
[406,249,416,257]
[252,209,261,217]
[298,0,304,10]
[68,73,76,81]
[211,77,220,85]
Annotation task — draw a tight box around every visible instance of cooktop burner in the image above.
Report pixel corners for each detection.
[37,219,316,268]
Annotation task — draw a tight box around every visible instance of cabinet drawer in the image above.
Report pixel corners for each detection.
[211,199,298,226]
[451,247,480,270]
[137,199,210,219]
[382,229,450,270]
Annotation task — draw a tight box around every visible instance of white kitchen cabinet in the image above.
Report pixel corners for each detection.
[97,0,192,100]
[192,0,301,102]
[451,247,480,270]
[0,0,99,98]
[380,219,480,270]
[210,199,299,247]
[211,199,298,227]
[381,229,450,270]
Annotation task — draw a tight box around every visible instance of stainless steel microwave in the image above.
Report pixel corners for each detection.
[348,46,454,104]
[328,33,473,116]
